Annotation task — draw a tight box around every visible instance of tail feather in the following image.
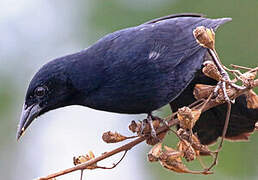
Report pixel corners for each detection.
[211,17,232,30]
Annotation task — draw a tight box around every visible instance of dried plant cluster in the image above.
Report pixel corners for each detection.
[38,27,258,180]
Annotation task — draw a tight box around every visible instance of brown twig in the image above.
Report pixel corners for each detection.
[95,150,128,169]
[80,170,83,180]
[206,102,232,171]
[230,64,252,71]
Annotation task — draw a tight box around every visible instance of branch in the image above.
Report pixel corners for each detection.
[38,78,258,180]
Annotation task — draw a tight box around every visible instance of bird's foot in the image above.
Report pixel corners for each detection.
[202,60,245,103]
[148,115,158,139]
[139,114,164,145]
[213,70,246,103]
[213,80,232,103]
[140,115,157,138]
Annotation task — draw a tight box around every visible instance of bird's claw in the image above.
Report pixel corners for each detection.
[148,115,158,138]
[213,80,232,103]
[139,115,162,143]
[213,69,245,103]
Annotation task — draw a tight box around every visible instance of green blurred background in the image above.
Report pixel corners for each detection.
[0,0,257,179]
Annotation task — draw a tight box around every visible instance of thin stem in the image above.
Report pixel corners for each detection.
[96,150,128,169]
[206,101,232,171]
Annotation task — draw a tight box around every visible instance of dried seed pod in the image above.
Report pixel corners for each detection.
[178,140,196,162]
[202,61,222,81]
[73,151,97,169]
[192,110,202,124]
[240,71,257,87]
[193,26,215,49]
[194,84,215,100]
[159,153,189,173]
[245,90,258,109]
[163,146,184,160]
[177,128,191,141]
[73,156,88,166]
[128,120,141,133]
[178,107,201,130]
[159,155,213,174]
[102,131,127,143]
[159,159,187,173]
[148,143,162,162]
[191,135,212,156]
[178,107,192,129]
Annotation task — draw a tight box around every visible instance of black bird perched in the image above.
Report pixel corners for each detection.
[17,13,257,142]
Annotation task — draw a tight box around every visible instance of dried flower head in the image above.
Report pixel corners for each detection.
[159,147,189,173]
[128,120,141,133]
[178,107,201,130]
[178,140,196,161]
[193,26,215,49]
[148,143,162,162]
[240,71,257,87]
[73,151,97,169]
[202,61,222,81]
[191,134,212,156]
[102,131,127,143]
[194,84,215,100]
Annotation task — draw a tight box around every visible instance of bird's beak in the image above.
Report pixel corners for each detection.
[16,103,42,140]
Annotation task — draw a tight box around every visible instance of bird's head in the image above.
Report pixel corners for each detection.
[17,58,78,140]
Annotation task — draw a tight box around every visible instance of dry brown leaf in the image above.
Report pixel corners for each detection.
[178,107,201,130]
[191,134,211,156]
[177,140,196,162]
[148,143,162,162]
[162,146,184,161]
[128,120,141,133]
[73,151,97,169]
[102,131,127,143]
[202,61,222,81]
[194,84,215,100]
[240,71,257,87]
[193,26,215,49]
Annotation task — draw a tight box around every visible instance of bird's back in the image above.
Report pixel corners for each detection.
[71,14,231,114]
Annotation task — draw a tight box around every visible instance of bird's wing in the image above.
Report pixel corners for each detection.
[101,15,232,71]
[99,16,231,93]
[83,15,231,113]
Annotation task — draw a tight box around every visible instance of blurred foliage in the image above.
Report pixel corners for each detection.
[0,0,257,179]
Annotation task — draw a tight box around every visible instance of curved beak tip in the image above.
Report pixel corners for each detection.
[16,127,24,141]
[16,103,41,141]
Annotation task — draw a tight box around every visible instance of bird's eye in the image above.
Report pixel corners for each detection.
[34,86,46,98]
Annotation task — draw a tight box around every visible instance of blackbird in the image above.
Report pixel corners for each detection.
[17,13,257,143]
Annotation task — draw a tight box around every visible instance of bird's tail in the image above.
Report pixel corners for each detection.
[210,17,232,31]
